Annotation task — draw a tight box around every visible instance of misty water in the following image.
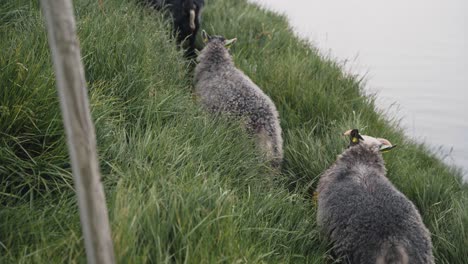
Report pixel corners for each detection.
[251,0,468,181]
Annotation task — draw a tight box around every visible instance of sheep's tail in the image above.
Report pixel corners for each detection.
[376,242,409,264]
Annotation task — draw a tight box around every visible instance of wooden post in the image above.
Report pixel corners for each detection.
[40,1,115,263]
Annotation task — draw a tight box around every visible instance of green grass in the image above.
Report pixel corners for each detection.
[0,0,466,263]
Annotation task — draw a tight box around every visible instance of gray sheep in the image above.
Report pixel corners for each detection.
[194,31,283,167]
[316,129,434,264]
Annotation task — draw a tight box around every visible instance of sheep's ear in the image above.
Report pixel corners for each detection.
[380,145,397,152]
[343,129,363,144]
[201,30,209,43]
[224,38,237,48]
[378,138,397,152]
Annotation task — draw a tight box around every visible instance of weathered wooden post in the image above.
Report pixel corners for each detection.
[40,1,115,263]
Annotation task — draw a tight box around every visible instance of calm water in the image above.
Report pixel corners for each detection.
[251,0,468,181]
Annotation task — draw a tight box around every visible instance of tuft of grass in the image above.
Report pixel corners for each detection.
[0,0,466,263]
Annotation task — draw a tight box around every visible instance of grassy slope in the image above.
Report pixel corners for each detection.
[0,0,466,263]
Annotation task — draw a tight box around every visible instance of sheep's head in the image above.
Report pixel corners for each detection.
[343,129,396,152]
[201,30,237,48]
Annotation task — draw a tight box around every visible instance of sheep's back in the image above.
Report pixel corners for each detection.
[195,68,278,127]
[317,170,433,263]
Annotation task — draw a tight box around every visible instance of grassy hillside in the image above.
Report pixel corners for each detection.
[1,0,466,263]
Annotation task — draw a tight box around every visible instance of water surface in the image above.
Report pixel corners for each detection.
[251,0,468,180]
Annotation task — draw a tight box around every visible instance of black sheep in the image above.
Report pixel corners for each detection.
[144,0,204,57]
